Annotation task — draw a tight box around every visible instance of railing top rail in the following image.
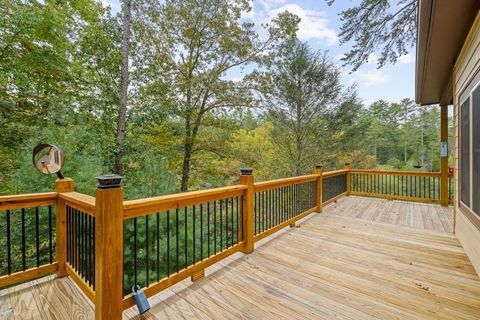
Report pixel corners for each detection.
[254,174,319,192]
[0,192,57,202]
[59,192,96,216]
[123,184,247,219]
[322,169,349,178]
[350,169,442,177]
[0,192,57,211]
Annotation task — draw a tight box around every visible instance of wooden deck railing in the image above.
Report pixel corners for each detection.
[0,164,454,319]
[349,169,454,204]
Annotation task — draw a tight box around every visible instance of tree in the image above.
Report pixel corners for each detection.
[327,0,417,71]
[115,0,132,175]
[135,0,299,191]
[262,41,342,175]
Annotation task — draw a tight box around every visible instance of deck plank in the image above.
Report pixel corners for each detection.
[6,196,480,320]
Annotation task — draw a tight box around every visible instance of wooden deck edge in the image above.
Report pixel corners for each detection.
[323,192,348,206]
[0,262,59,288]
[66,264,95,303]
[253,207,318,243]
[350,191,441,204]
[122,242,244,310]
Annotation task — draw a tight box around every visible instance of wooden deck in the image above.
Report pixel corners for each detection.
[2,196,480,319]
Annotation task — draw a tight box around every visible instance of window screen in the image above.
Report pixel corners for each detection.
[473,87,480,216]
[460,98,470,207]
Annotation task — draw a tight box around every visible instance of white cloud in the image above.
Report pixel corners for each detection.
[247,1,338,46]
[365,53,378,65]
[356,69,389,87]
[99,0,111,7]
[271,4,338,45]
[398,53,415,64]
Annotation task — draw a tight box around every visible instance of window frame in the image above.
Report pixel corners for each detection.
[459,70,480,218]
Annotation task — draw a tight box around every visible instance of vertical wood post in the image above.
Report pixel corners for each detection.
[440,104,449,206]
[95,175,124,320]
[239,168,254,254]
[314,164,323,213]
[345,163,352,195]
[55,178,74,277]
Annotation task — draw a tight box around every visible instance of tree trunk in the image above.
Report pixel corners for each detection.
[115,0,132,175]
[181,140,193,192]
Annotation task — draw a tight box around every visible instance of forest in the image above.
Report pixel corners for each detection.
[0,0,451,200]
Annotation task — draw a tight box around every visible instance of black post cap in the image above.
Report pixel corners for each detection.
[315,164,323,169]
[240,168,253,175]
[96,174,123,189]
[345,162,350,166]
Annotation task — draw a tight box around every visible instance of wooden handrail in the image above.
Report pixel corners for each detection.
[350,169,441,177]
[0,192,57,211]
[322,169,349,178]
[254,174,318,192]
[59,192,96,216]
[123,185,247,219]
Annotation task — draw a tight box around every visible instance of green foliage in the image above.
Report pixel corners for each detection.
[327,0,417,71]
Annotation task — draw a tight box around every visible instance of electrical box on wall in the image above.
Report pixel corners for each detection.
[440,141,448,157]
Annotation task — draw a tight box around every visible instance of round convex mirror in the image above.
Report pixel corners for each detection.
[32,143,65,179]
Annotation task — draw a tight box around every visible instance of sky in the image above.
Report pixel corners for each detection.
[103,0,416,106]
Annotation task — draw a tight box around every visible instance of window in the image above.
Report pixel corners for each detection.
[473,86,480,214]
[459,74,480,218]
[460,98,470,207]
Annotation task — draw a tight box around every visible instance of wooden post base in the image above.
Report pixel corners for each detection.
[289,223,296,228]
[191,270,205,282]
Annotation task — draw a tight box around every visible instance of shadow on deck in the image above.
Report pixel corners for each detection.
[2,196,479,319]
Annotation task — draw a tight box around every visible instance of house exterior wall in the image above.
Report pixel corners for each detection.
[453,9,480,276]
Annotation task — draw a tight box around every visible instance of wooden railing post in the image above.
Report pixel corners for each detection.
[314,164,323,213]
[239,168,254,254]
[344,163,352,195]
[440,104,449,206]
[95,175,124,320]
[55,178,74,277]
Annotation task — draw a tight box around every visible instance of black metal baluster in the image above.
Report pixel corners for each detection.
[21,208,26,270]
[200,204,203,260]
[207,202,210,257]
[230,197,234,247]
[185,208,188,267]
[156,212,160,282]
[214,201,217,254]
[262,191,265,232]
[254,193,258,235]
[219,201,223,251]
[146,215,150,285]
[7,210,11,274]
[86,215,90,285]
[35,207,40,267]
[176,208,179,271]
[225,200,228,248]
[167,210,171,274]
[193,206,196,262]
[269,189,273,228]
[85,214,89,284]
[67,207,70,263]
[92,217,95,289]
[49,206,53,264]
[134,217,138,284]
[236,196,240,243]
[82,212,86,277]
